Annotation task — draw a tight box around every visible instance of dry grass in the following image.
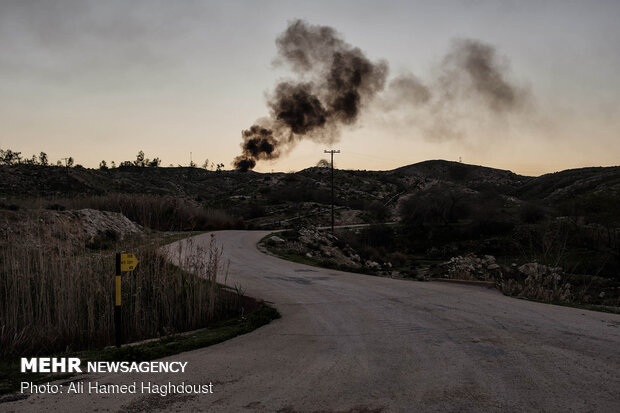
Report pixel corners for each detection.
[68,194,242,231]
[1,194,244,231]
[0,220,237,360]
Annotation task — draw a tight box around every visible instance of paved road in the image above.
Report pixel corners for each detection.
[7,231,620,412]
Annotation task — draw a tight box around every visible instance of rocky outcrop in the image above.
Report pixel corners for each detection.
[437,253,573,303]
[69,209,143,242]
[436,253,501,281]
[0,208,144,249]
[296,227,362,269]
[270,227,394,274]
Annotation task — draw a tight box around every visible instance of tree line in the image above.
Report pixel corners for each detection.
[0,148,225,171]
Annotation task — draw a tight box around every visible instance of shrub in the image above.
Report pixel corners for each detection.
[46,203,66,211]
[366,200,389,222]
[520,203,546,224]
[399,187,470,227]
[68,194,242,231]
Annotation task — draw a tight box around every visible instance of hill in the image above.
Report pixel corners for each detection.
[2,159,619,307]
[1,160,619,227]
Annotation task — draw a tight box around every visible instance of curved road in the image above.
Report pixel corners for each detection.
[8,231,620,412]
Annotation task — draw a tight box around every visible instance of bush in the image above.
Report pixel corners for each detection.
[363,224,396,248]
[399,187,470,227]
[520,203,546,224]
[268,182,331,205]
[68,194,243,231]
[46,203,66,211]
[470,219,515,238]
[366,200,389,222]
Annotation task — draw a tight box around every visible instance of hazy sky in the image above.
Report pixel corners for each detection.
[1,0,619,175]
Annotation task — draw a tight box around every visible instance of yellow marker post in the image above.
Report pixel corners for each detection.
[114,253,139,347]
[115,275,121,306]
[115,253,122,347]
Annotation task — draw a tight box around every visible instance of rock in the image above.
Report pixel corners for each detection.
[269,235,285,243]
[438,253,498,281]
[69,209,142,242]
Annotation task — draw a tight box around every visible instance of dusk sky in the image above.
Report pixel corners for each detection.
[1,0,619,175]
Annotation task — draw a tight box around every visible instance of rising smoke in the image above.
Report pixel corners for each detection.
[441,38,526,112]
[233,22,529,170]
[233,19,388,171]
[382,38,528,141]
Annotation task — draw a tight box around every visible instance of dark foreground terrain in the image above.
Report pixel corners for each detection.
[6,231,619,412]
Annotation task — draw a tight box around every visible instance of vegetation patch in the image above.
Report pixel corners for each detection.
[262,221,620,310]
[0,207,280,396]
[0,303,279,395]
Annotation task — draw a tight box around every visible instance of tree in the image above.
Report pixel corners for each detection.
[134,150,146,167]
[99,160,108,170]
[67,157,74,167]
[148,158,161,167]
[215,163,224,172]
[367,200,389,222]
[0,149,21,165]
[399,187,469,228]
[39,152,48,166]
[110,161,116,168]
[316,159,330,168]
[202,158,210,169]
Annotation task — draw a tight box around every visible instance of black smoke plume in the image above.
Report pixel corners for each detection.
[233,19,388,171]
[233,125,278,172]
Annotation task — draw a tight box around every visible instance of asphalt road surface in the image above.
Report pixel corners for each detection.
[6,231,620,412]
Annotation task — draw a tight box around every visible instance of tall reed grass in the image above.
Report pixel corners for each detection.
[0,223,237,360]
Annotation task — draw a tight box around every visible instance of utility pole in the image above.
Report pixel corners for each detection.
[324,149,340,233]
[62,157,70,174]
